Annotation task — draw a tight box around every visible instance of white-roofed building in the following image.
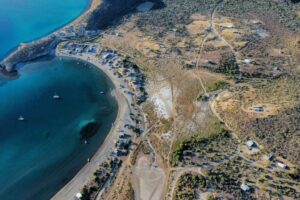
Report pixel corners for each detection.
[246,140,257,149]
[240,183,250,192]
[74,192,82,200]
[277,162,287,169]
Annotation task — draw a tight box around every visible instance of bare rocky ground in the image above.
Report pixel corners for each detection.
[132,156,166,200]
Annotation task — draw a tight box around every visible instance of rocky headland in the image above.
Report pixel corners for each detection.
[0,35,59,72]
[0,0,151,73]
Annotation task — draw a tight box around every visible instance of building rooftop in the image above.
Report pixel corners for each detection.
[246,140,255,148]
[240,183,250,192]
[277,162,287,169]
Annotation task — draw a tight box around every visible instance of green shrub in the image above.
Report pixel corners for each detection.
[206,81,230,92]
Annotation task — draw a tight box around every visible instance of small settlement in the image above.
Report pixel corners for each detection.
[56,23,100,40]
[59,41,146,105]
[245,139,290,171]
[56,41,147,200]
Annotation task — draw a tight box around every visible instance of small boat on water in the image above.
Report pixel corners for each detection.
[18,115,25,121]
[53,93,61,100]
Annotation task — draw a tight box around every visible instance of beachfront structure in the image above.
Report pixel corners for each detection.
[75,48,83,53]
[61,42,101,56]
[65,26,74,33]
[57,31,76,39]
[119,132,130,139]
[102,52,115,60]
[74,193,82,200]
[87,46,97,54]
[76,25,86,37]
[112,149,125,157]
[85,30,99,37]
[116,138,131,149]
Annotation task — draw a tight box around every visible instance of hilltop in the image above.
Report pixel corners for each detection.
[91,0,300,199]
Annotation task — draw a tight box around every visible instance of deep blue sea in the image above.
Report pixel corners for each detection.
[0,57,118,200]
[0,1,118,200]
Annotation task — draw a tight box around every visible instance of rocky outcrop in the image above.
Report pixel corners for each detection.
[0,35,59,72]
[80,121,101,140]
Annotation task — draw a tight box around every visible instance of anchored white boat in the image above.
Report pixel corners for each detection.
[53,93,61,99]
[18,115,24,121]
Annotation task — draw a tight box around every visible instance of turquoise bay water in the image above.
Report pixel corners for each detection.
[0,0,118,200]
[0,0,119,199]
[0,0,89,58]
[0,57,118,199]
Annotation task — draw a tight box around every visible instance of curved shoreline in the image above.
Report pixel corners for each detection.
[0,0,142,198]
[52,51,134,199]
[0,0,102,72]
[0,0,93,60]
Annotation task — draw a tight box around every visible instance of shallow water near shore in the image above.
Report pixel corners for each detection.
[0,0,89,58]
[0,57,118,200]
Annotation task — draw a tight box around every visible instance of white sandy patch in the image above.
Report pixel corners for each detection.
[132,157,166,200]
[150,87,173,119]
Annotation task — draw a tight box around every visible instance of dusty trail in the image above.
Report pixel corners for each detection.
[166,1,240,199]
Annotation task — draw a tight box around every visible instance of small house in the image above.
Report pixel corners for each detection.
[74,193,82,200]
[75,48,83,53]
[246,140,257,149]
[85,30,99,36]
[277,162,288,169]
[252,105,264,112]
[240,183,250,192]
[243,59,251,64]
[65,26,74,33]
[119,133,130,139]
[102,52,114,60]
[87,46,96,53]
[219,24,235,29]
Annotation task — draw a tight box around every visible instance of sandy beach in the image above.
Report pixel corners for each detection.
[2,0,142,198]
[52,49,136,200]
[70,0,102,26]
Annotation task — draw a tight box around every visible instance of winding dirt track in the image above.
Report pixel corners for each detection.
[166,1,241,199]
